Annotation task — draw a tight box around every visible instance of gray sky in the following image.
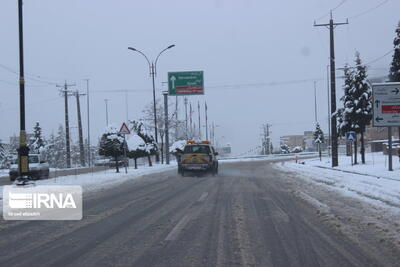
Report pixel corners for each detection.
[0,0,399,154]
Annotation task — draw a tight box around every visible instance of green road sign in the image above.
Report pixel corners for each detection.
[168,71,204,95]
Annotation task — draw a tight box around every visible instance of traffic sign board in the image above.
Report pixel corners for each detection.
[168,71,204,95]
[119,122,130,135]
[372,82,400,127]
[346,131,356,142]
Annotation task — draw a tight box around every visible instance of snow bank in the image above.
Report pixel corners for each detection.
[276,153,400,210]
[0,163,176,214]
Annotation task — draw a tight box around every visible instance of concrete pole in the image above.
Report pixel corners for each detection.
[164,92,170,164]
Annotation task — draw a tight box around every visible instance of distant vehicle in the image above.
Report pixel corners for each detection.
[94,156,112,167]
[290,146,303,153]
[109,158,128,167]
[179,141,218,176]
[9,154,50,181]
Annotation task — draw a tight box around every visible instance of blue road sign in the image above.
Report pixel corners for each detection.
[346,131,356,142]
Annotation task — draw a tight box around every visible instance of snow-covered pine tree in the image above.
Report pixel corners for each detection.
[338,64,355,135]
[353,52,372,164]
[388,21,400,149]
[313,123,324,160]
[98,125,125,173]
[47,125,67,169]
[0,142,5,168]
[30,122,45,154]
[389,21,400,82]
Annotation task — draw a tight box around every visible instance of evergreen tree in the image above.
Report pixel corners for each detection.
[313,123,324,161]
[0,142,5,168]
[30,122,45,153]
[338,64,355,137]
[389,21,400,82]
[98,125,125,173]
[338,53,372,164]
[43,125,67,168]
[353,52,372,164]
[389,21,400,150]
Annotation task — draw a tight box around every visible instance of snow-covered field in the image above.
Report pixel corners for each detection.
[276,152,400,209]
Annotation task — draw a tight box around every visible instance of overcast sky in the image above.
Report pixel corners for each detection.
[0,0,399,154]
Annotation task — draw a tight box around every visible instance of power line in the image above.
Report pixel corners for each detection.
[365,48,394,66]
[315,0,347,22]
[348,0,389,19]
[0,63,61,85]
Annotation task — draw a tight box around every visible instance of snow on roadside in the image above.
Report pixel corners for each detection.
[0,163,176,208]
[276,153,400,211]
[220,152,319,163]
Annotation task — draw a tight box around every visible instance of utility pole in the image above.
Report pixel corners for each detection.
[314,11,348,167]
[326,65,331,157]
[314,81,318,122]
[57,81,75,168]
[189,102,193,139]
[175,96,179,139]
[74,91,86,167]
[17,0,30,183]
[205,102,209,141]
[84,79,91,167]
[184,97,188,140]
[211,122,215,144]
[262,124,271,155]
[198,101,201,139]
[163,92,170,164]
[104,99,109,126]
[125,91,129,122]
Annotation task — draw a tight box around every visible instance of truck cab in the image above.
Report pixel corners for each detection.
[179,141,218,176]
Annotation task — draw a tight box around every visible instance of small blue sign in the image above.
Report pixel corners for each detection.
[346,131,356,141]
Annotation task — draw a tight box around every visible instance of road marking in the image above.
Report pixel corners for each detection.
[165,214,192,241]
[197,192,208,202]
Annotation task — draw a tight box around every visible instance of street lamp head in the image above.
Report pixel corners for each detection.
[128,47,137,51]
[167,44,175,49]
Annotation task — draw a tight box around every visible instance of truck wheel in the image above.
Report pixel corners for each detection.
[10,176,16,182]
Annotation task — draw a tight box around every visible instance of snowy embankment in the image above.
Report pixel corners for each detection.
[276,152,400,210]
[220,152,321,163]
[0,163,177,211]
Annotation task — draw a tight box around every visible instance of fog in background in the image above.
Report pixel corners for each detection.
[0,0,399,154]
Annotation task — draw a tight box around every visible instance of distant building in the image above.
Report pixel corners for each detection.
[365,125,399,142]
[280,135,304,148]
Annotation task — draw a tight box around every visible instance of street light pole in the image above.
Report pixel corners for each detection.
[17,0,29,182]
[85,79,91,167]
[128,45,175,162]
[104,99,109,126]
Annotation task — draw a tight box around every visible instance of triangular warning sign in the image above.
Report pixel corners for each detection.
[119,122,131,134]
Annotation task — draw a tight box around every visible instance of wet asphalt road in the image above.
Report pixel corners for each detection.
[0,161,396,266]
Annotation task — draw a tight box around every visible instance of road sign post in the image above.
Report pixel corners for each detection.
[372,83,400,171]
[346,131,356,166]
[119,123,131,174]
[168,71,204,95]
